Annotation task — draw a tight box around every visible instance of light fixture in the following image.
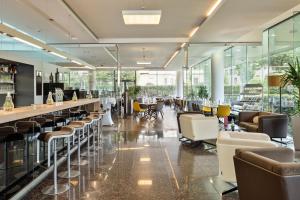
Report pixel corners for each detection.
[189,26,199,38]
[137,48,151,65]
[181,43,186,48]
[137,61,151,65]
[122,10,161,25]
[138,180,152,186]
[140,157,151,162]
[163,50,179,68]
[49,51,67,59]
[207,0,223,17]
[71,60,82,65]
[85,65,94,70]
[13,37,43,49]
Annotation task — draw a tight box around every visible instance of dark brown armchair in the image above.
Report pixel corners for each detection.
[239,111,288,139]
[234,147,300,200]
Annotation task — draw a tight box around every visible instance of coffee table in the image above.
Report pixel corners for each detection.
[224,124,246,132]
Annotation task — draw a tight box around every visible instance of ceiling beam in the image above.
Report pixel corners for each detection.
[98,38,189,44]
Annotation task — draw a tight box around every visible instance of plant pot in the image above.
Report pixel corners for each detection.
[291,115,300,150]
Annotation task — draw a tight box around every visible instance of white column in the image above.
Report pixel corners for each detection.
[89,70,96,90]
[176,70,183,98]
[211,49,225,103]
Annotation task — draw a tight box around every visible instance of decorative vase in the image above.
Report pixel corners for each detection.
[3,92,14,111]
[46,92,54,105]
[72,91,78,101]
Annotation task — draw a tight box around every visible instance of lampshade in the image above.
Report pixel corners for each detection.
[268,75,282,87]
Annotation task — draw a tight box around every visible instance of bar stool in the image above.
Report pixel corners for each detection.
[38,126,74,195]
[67,121,88,166]
[89,112,105,152]
[79,117,94,157]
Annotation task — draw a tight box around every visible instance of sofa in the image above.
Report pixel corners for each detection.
[234,147,300,200]
[217,131,277,183]
[179,114,219,141]
[238,111,288,139]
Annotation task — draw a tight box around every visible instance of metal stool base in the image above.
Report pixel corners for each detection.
[71,159,88,166]
[58,170,80,178]
[41,184,70,195]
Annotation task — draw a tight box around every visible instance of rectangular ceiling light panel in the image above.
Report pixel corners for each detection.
[122,10,161,25]
[137,61,151,65]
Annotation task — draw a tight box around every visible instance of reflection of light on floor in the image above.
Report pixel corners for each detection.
[164,148,180,190]
[138,179,152,186]
[209,178,214,184]
[70,179,79,187]
[163,130,178,138]
[118,147,144,151]
[144,144,150,147]
[140,157,151,162]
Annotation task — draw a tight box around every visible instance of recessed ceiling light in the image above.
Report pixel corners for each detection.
[137,61,151,65]
[49,51,67,59]
[122,10,161,25]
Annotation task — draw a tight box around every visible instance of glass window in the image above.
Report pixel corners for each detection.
[136,71,176,97]
[96,71,115,94]
[69,71,89,90]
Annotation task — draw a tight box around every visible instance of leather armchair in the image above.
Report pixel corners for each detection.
[234,147,300,200]
[239,111,288,139]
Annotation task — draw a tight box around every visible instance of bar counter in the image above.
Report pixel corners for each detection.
[0,98,100,124]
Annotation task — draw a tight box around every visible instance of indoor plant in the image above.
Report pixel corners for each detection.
[281,58,300,150]
[197,85,209,99]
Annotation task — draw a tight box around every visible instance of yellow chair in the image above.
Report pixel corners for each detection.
[133,101,146,117]
[202,106,212,116]
[217,105,231,125]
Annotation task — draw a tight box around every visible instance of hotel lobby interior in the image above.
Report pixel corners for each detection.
[1,0,300,199]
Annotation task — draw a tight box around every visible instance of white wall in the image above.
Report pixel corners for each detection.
[0,51,70,104]
[211,49,225,103]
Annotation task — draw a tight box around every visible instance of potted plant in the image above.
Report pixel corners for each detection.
[281,58,300,150]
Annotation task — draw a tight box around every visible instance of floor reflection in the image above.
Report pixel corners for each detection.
[25,107,239,200]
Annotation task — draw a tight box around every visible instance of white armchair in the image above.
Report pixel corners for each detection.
[179,114,219,141]
[217,131,277,183]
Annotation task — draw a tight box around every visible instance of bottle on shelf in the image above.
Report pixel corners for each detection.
[55,68,59,83]
[49,73,54,83]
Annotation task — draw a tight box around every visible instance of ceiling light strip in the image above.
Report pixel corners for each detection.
[49,51,67,59]
[163,50,179,68]
[207,0,223,17]
[71,60,82,65]
[13,37,43,49]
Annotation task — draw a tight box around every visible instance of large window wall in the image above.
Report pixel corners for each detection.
[263,15,297,114]
[136,70,176,97]
[190,58,212,98]
[224,45,264,103]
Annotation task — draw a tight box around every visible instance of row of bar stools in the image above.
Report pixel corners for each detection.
[38,126,75,195]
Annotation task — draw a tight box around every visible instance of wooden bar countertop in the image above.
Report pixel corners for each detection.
[0,98,100,124]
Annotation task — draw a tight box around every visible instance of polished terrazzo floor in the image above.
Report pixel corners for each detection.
[25,107,239,200]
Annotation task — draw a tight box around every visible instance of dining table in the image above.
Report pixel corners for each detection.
[140,102,157,118]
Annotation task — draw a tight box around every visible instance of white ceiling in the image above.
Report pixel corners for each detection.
[0,0,299,70]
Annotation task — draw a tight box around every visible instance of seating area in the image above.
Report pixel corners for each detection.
[1,0,300,199]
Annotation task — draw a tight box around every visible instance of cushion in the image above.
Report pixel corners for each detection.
[253,116,259,124]
[239,122,258,132]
